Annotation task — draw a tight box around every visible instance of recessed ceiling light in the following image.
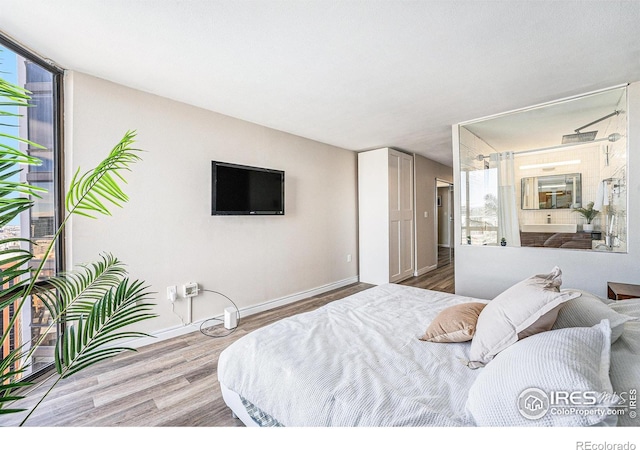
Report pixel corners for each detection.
[519,159,581,170]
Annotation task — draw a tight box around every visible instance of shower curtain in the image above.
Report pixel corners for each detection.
[491,152,521,247]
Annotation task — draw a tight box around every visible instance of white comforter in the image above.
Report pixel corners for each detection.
[217,284,487,426]
[608,298,640,427]
[217,284,640,427]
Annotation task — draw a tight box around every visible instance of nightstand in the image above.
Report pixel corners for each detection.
[607,282,640,301]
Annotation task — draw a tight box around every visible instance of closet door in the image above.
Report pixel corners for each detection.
[389,150,414,282]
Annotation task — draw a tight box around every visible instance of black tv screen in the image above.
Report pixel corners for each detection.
[211,161,285,215]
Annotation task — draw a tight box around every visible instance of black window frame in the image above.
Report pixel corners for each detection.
[0,32,65,380]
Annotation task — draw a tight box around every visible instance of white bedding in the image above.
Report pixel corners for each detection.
[217,284,640,427]
[608,298,640,427]
[217,284,487,426]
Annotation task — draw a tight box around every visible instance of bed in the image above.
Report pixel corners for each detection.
[217,269,640,427]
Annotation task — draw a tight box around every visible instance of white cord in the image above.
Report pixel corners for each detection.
[171,300,187,326]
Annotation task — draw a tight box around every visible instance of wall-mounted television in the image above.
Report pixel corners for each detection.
[211,161,285,215]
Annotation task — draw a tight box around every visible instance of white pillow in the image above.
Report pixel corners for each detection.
[553,289,636,343]
[467,266,580,368]
[466,320,619,426]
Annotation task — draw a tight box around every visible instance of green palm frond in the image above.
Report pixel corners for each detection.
[0,156,45,230]
[0,77,31,104]
[0,74,46,158]
[0,348,30,415]
[55,278,156,379]
[0,244,36,409]
[0,197,34,227]
[0,239,33,274]
[35,253,129,320]
[0,134,46,155]
[0,164,46,194]
[1,74,46,229]
[572,201,599,223]
[0,280,30,312]
[0,66,44,416]
[65,130,142,219]
[0,241,33,311]
[3,57,156,423]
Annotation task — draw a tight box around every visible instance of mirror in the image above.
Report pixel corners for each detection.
[458,85,627,253]
[521,173,582,210]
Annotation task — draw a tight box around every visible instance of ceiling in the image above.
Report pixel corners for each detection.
[1,1,639,167]
[463,86,627,153]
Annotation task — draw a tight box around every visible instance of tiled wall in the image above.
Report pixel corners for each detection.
[515,145,600,228]
[513,93,628,251]
[459,127,492,171]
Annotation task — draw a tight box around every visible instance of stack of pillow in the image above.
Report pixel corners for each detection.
[419,266,637,426]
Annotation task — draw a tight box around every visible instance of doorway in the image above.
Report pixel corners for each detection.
[436,179,454,266]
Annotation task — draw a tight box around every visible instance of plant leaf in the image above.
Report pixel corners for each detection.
[35,253,128,320]
[0,349,32,415]
[55,277,156,379]
[65,130,142,219]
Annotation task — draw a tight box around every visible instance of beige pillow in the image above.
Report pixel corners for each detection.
[467,266,581,368]
[420,302,487,343]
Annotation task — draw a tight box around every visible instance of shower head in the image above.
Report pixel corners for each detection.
[561,130,598,144]
[561,110,620,144]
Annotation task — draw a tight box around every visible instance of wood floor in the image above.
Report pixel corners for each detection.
[399,247,454,293]
[2,249,454,427]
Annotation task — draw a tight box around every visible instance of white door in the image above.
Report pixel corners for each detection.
[389,150,414,282]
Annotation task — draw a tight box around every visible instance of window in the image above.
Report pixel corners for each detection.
[458,86,628,252]
[1,35,63,379]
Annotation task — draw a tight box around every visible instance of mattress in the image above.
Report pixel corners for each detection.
[217,284,640,427]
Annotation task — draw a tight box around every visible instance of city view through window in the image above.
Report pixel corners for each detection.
[1,41,60,379]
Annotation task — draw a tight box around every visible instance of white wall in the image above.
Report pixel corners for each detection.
[64,72,358,340]
[453,82,640,300]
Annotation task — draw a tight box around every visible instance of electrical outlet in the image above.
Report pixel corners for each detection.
[167,285,177,303]
[183,282,199,298]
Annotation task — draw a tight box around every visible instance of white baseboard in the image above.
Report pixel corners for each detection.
[414,263,437,277]
[239,276,360,317]
[119,276,360,350]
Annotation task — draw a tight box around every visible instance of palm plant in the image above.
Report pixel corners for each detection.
[572,201,599,224]
[0,63,156,424]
